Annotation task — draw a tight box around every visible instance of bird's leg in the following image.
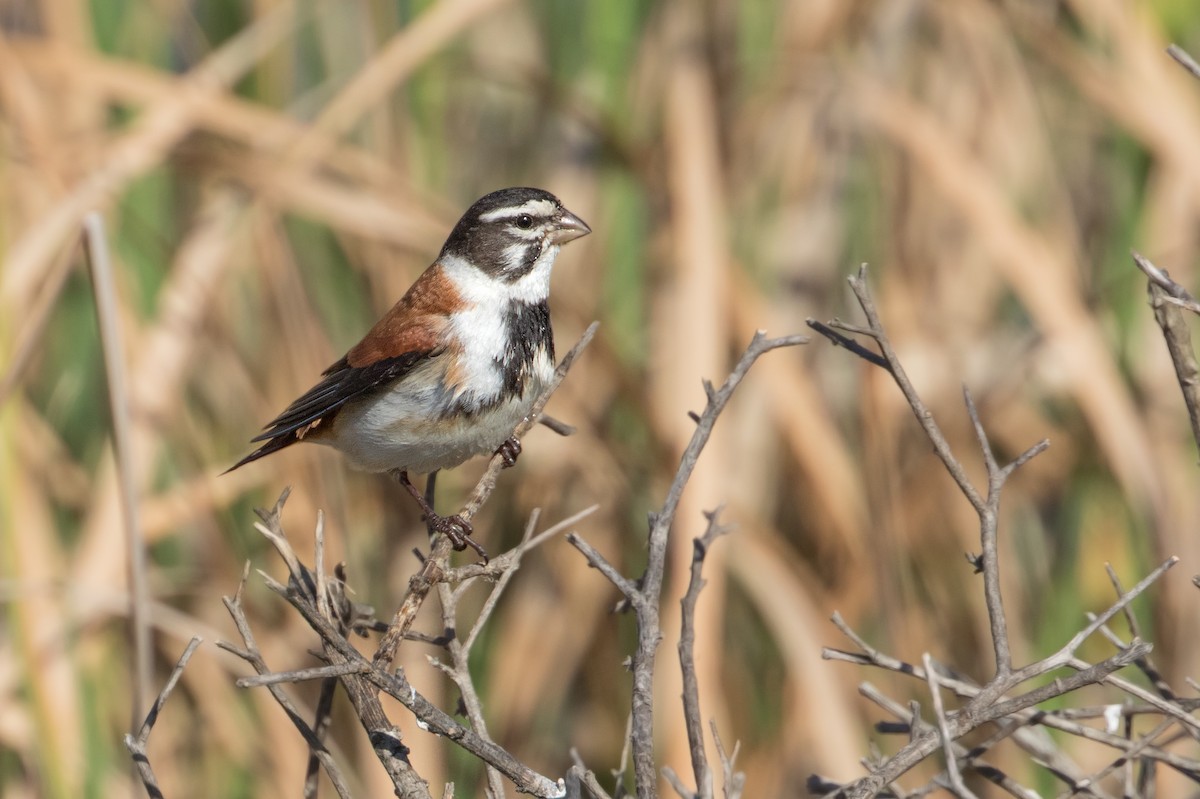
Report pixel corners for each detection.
[395,470,488,561]
[495,436,522,468]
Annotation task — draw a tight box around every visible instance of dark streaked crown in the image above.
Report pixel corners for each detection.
[440,187,589,280]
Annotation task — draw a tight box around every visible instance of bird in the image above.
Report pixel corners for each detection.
[227,187,590,557]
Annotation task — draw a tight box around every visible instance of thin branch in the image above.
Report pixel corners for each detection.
[663,767,695,799]
[855,684,1041,799]
[125,637,202,799]
[818,268,1055,679]
[921,653,975,799]
[813,267,1189,797]
[306,507,337,799]
[434,547,510,798]
[566,760,614,799]
[710,722,744,799]
[1133,251,1200,454]
[444,504,599,585]
[462,509,538,652]
[677,508,733,798]
[1053,558,1178,666]
[962,387,1014,677]
[567,532,640,601]
[1168,44,1200,81]
[305,676,339,799]
[1133,250,1200,312]
[236,662,367,688]
[806,318,891,370]
[834,265,986,510]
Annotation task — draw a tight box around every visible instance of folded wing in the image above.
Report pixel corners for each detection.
[225,349,436,472]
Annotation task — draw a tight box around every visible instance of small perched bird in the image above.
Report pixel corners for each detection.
[227,187,590,555]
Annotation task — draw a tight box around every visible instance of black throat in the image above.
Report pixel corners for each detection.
[497,300,554,397]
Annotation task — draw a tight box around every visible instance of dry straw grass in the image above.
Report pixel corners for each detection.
[2,1,1199,796]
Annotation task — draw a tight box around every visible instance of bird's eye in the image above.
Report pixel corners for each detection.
[515,214,534,230]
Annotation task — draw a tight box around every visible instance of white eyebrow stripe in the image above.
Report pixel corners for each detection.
[479,198,557,223]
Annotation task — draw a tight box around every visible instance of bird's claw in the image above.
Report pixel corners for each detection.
[495,436,522,468]
[427,511,488,562]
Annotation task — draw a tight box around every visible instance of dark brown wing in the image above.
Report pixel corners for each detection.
[224,350,437,472]
[224,262,463,472]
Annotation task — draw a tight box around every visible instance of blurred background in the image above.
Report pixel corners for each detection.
[3,0,1200,796]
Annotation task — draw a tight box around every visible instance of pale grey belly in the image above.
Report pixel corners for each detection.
[322,370,548,474]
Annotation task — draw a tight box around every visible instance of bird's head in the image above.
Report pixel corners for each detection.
[442,187,591,282]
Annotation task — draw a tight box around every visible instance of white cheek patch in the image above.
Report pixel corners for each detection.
[442,251,554,305]
[507,245,557,303]
[503,241,533,271]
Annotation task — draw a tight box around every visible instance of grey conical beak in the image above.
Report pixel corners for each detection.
[551,208,591,244]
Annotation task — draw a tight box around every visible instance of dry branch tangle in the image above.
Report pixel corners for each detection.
[810,267,1195,799]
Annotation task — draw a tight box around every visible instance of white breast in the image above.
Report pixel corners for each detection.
[323,255,557,473]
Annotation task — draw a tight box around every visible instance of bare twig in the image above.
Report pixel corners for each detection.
[125,636,202,799]
[676,508,733,798]
[431,513,534,799]
[444,504,599,585]
[226,499,420,798]
[921,653,975,799]
[219,569,354,799]
[567,759,614,799]
[238,490,570,797]
[83,211,153,727]
[828,552,1180,796]
[835,653,1200,786]
[570,330,806,798]
[1133,250,1200,313]
[856,683,1040,799]
[1133,251,1200,454]
[805,318,891,370]
[814,266,985,510]
[816,267,1049,680]
[1168,44,1200,81]
[261,566,566,797]
[306,509,337,799]
[235,662,367,688]
[710,722,744,799]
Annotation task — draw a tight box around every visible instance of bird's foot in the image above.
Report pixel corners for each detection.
[495,436,522,468]
[394,470,488,561]
[427,511,488,561]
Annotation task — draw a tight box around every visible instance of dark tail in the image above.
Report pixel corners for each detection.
[223,434,299,475]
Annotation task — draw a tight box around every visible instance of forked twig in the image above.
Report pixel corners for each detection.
[125,637,203,799]
[569,330,805,798]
